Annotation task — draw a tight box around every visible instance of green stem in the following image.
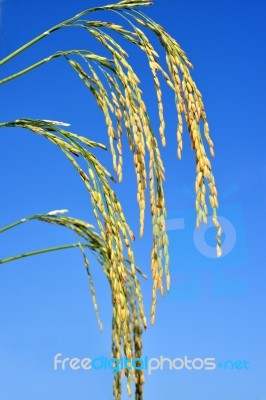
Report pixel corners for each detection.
[0,57,53,85]
[0,218,29,234]
[0,213,48,234]
[0,2,141,67]
[0,16,76,67]
[0,49,95,86]
[0,28,60,67]
[0,243,86,265]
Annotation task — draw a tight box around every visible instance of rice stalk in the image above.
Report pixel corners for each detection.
[0,1,223,398]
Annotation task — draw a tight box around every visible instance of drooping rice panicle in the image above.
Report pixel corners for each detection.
[126,9,222,254]
[78,243,103,331]
[0,1,222,398]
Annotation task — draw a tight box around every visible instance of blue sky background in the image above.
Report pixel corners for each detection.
[0,0,265,399]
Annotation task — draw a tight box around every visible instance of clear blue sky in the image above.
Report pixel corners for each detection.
[0,0,265,399]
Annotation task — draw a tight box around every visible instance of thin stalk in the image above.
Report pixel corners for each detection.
[0,57,53,85]
[0,15,80,66]
[0,50,78,86]
[0,49,110,86]
[0,214,49,234]
[0,2,151,67]
[0,243,87,265]
[0,122,9,128]
[0,211,68,234]
[0,28,60,67]
[0,218,29,234]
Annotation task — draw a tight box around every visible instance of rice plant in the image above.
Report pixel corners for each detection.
[0,0,222,398]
